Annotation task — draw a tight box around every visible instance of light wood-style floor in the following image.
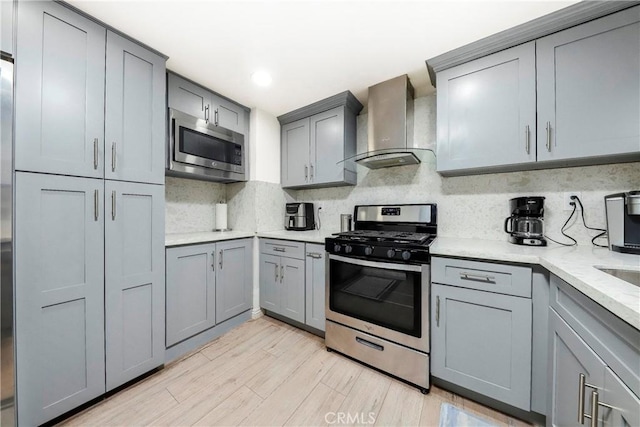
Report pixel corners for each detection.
[61,316,532,426]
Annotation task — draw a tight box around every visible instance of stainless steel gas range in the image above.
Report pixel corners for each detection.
[324,204,437,394]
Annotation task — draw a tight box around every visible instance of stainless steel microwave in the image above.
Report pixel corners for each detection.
[167,108,246,182]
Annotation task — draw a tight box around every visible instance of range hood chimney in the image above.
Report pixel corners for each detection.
[357,75,417,169]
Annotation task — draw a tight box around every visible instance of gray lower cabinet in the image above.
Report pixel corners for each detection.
[259,240,305,324]
[431,283,532,411]
[165,243,216,347]
[15,1,106,179]
[304,244,325,331]
[167,71,248,135]
[537,6,640,163]
[436,41,536,174]
[165,239,253,348]
[105,31,165,184]
[104,180,165,391]
[279,92,362,189]
[548,275,640,427]
[431,257,534,412]
[15,172,106,427]
[215,239,253,324]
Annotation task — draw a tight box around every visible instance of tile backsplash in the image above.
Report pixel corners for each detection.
[166,95,640,245]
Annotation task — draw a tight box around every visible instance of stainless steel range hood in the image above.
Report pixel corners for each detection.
[356,75,418,169]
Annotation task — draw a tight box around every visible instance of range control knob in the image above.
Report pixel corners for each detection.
[333,244,341,253]
[402,251,411,261]
[364,246,374,256]
[387,249,396,259]
[345,245,353,254]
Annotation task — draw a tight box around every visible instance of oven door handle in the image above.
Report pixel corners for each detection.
[329,254,423,273]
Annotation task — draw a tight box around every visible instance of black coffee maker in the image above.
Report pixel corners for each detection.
[504,196,547,246]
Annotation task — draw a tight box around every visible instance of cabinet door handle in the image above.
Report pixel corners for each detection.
[273,247,285,253]
[579,373,607,425]
[459,272,495,283]
[280,265,284,283]
[111,190,116,220]
[204,104,209,123]
[436,296,440,327]
[305,165,308,181]
[214,109,219,126]
[310,164,314,181]
[111,142,117,172]
[93,138,99,169]
[219,250,223,269]
[546,121,552,152]
[307,252,322,259]
[94,189,99,221]
[525,125,530,155]
[211,251,215,271]
[275,263,278,282]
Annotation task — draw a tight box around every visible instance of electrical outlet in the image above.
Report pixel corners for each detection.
[563,192,582,211]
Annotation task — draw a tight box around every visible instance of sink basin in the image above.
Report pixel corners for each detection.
[595,267,640,287]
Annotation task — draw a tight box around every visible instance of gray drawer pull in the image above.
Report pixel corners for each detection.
[460,272,495,283]
[355,337,384,352]
[273,247,286,252]
[307,252,322,259]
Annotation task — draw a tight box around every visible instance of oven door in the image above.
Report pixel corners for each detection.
[326,254,430,352]
[169,109,245,179]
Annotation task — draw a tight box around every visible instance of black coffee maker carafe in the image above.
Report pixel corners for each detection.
[504,196,547,246]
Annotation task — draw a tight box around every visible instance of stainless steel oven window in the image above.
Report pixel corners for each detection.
[328,256,422,337]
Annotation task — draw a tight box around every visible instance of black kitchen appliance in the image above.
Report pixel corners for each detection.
[605,191,640,254]
[504,196,547,246]
[325,203,437,393]
[284,202,315,231]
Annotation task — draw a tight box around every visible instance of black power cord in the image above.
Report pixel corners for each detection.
[572,196,608,247]
[545,202,578,246]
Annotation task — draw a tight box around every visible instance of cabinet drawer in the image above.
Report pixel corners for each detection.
[260,238,305,260]
[431,257,532,298]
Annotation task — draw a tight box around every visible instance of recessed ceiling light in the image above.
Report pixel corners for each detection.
[251,70,272,87]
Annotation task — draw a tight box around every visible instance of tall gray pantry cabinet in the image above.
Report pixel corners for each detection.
[13,1,167,425]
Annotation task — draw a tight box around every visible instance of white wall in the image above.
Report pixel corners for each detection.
[249,108,281,184]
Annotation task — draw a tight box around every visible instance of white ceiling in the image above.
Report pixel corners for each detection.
[68,0,577,117]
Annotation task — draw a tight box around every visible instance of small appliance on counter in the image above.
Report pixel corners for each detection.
[504,196,547,246]
[605,191,640,254]
[285,203,315,231]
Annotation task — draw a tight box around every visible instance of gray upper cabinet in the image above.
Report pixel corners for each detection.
[215,239,253,324]
[432,5,640,176]
[15,1,106,179]
[104,181,165,391]
[305,244,325,332]
[1,0,13,55]
[537,6,640,163]
[436,42,536,174]
[15,172,105,427]
[166,243,216,347]
[281,119,310,187]
[278,91,362,189]
[167,72,209,120]
[105,31,166,185]
[212,94,246,134]
[167,71,248,135]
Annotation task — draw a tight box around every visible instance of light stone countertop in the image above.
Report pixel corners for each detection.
[256,229,338,244]
[431,237,640,330]
[165,231,255,247]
